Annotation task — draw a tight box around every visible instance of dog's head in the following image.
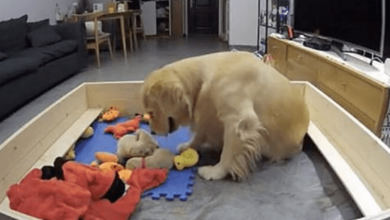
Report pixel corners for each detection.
[142,68,193,135]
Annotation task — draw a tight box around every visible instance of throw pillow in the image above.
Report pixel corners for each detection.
[0,14,28,53]
[0,52,8,61]
[28,25,62,48]
[27,18,50,33]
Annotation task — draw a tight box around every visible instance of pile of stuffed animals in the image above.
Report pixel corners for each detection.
[68,106,199,182]
[6,106,200,220]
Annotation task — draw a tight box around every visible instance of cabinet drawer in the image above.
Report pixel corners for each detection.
[287,47,319,71]
[286,62,318,84]
[318,63,385,134]
[268,38,287,74]
[286,47,319,84]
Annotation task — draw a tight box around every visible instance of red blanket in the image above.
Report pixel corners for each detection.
[7,163,167,220]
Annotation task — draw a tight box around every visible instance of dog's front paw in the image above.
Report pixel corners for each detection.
[198,164,227,180]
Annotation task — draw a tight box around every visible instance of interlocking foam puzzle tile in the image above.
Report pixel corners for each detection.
[74,118,197,201]
[139,124,197,201]
[74,117,129,164]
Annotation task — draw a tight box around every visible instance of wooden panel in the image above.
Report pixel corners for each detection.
[0,84,88,202]
[318,63,387,135]
[299,82,390,213]
[86,81,145,115]
[286,47,319,84]
[357,209,390,220]
[267,37,287,74]
[308,122,381,216]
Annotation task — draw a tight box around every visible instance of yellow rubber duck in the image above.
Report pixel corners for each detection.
[174,148,199,170]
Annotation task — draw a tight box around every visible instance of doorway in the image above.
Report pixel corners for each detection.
[188,0,219,35]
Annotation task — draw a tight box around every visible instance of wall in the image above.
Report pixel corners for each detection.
[0,0,78,24]
[228,0,258,46]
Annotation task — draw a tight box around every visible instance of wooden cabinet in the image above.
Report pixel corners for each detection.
[286,47,319,85]
[267,37,287,74]
[268,36,389,136]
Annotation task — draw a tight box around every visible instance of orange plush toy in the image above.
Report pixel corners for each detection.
[91,152,133,182]
[104,115,142,139]
[100,107,120,122]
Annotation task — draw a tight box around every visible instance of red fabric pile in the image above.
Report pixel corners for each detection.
[7,161,167,220]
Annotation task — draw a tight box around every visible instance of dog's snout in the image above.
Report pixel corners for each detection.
[151,131,156,135]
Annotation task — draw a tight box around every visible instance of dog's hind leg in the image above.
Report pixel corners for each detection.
[198,111,267,181]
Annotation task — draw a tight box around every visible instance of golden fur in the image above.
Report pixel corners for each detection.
[141,51,310,181]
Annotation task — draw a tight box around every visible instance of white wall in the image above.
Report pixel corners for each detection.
[0,0,77,24]
[228,0,258,46]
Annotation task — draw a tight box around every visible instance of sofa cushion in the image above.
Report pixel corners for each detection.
[0,15,28,54]
[13,40,78,66]
[28,25,62,48]
[27,18,50,33]
[0,57,38,85]
[0,52,7,61]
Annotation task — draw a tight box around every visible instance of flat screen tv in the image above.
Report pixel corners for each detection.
[293,0,386,57]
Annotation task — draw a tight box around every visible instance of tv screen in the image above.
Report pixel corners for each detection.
[294,0,384,56]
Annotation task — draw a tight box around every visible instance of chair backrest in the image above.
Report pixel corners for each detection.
[72,12,104,39]
[72,11,104,22]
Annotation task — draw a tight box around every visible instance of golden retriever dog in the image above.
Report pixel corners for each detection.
[141,51,310,181]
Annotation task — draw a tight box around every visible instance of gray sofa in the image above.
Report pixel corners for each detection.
[0,15,87,121]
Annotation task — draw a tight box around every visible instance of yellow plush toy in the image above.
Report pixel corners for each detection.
[174,148,199,170]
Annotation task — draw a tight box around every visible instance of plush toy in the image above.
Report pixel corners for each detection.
[100,106,120,122]
[81,126,94,138]
[138,113,151,124]
[98,129,199,172]
[126,148,175,170]
[64,126,94,160]
[104,115,142,139]
[117,128,159,164]
[91,152,133,182]
[7,157,168,220]
[126,147,199,171]
[173,148,199,170]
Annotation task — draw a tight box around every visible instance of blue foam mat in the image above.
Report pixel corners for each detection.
[74,117,197,201]
[139,124,197,201]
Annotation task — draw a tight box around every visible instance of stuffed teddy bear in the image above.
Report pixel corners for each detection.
[117,129,199,170]
[116,128,159,164]
[96,129,199,172]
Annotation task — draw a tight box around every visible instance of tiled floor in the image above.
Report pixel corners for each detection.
[0,35,231,144]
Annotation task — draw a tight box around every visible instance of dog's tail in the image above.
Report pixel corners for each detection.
[230,117,269,181]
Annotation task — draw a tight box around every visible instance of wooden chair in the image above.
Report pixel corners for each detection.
[125,0,146,50]
[131,9,146,50]
[72,12,114,67]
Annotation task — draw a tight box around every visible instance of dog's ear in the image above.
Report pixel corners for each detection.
[148,81,193,118]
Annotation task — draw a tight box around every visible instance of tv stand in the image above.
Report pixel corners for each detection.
[330,44,347,61]
[303,36,331,51]
[267,36,389,136]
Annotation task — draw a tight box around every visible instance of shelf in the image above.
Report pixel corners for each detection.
[259,24,277,29]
